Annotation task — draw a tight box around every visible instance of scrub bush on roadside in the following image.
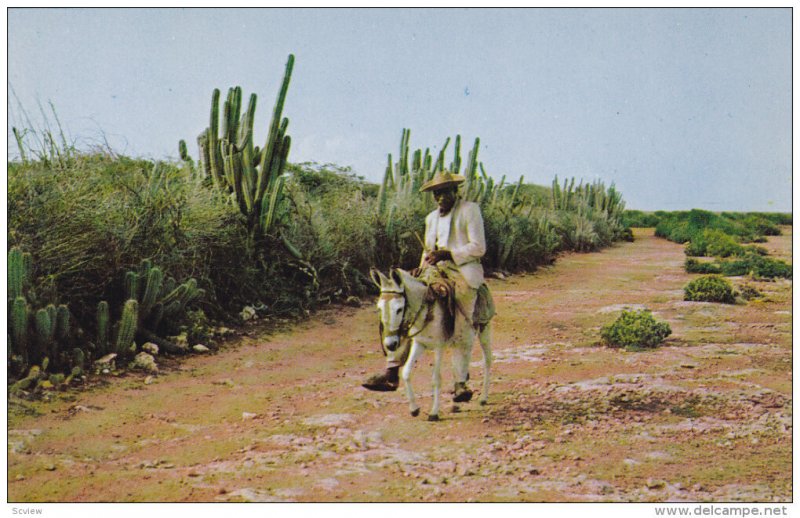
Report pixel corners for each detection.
[600,309,672,349]
[684,275,736,304]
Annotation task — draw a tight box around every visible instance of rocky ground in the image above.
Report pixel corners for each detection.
[7,228,792,502]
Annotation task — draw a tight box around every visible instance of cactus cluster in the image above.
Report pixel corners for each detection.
[549,176,628,251]
[7,247,79,380]
[95,259,205,357]
[378,129,522,220]
[193,54,295,239]
[10,352,84,393]
[551,175,625,221]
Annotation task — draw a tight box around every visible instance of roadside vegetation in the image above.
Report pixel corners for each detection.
[622,209,791,282]
[7,55,631,391]
[600,308,672,350]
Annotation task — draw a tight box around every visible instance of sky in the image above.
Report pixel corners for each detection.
[7,7,793,211]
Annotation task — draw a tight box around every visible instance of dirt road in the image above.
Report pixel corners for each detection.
[7,229,792,502]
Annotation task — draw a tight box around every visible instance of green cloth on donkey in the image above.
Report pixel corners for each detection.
[414,264,495,332]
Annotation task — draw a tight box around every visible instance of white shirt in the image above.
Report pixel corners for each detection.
[435,211,452,250]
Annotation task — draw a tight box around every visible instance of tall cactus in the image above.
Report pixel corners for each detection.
[35,307,56,358]
[10,296,28,359]
[96,300,110,354]
[8,247,30,300]
[140,266,163,318]
[115,299,139,355]
[55,304,70,341]
[124,271,139,301]
[196,54,295,239]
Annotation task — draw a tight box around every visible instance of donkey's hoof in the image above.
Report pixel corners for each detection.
[410,408,420,417]
[451,405,461,413]
[427,414,440,422]
[479,399,488,406]
[453,388,473,403]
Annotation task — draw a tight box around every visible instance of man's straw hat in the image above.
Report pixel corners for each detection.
[419,170,466,193]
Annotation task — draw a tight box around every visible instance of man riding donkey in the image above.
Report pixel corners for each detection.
[362,170,495,403]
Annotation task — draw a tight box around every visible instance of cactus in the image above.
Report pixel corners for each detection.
[147,302,165,331]
[8,247,30,300]
[140,266,163,317]
[11,365,41,392]
[56,304,70,340]
[160,283,188,308]
[115,299,139,355]
[139,258,152,278]
[71,348,85,373]
[162,276,177,297]
[178,139,191,162]
[10,296,28,359]
[193,54,295,240]
[124,271,139,301]
[36,307,55,342]
[96,300,110,354]
[35,307,55,359]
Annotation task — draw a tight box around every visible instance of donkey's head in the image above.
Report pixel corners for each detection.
[370,268,407,352]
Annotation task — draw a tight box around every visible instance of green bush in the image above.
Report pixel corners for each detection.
[620,227,635,242]
[622,210,661,228]
[684,258,722,274]
[737,283,763,301]
[718,254,792,279]
[656,209,779,245]
[685,229,743,258]
[484,207,560,271]
[283,163,383,301]
[748,256,792,279]
[684,275,736,304]
[600,309,672,349]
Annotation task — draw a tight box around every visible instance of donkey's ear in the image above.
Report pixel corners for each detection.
[369,268,389,288]
[390,268,403,286]
[391,268,414,288]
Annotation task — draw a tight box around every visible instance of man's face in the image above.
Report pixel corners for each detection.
[432,187,457,215]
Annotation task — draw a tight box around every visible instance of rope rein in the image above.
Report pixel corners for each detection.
[379,291,434,341]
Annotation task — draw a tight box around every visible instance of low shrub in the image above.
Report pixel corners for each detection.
[684,275,736,304]
[484,207,560,271]
[620,227,635,242]
[622,210,661,228]
[737,283,763,301]
[600,309,672,349]
[685,229,742,257]
[719,254,792,279]
[656,209,780,245]
[684,258,722,274]
[685,254,791,280]
[748,256,793,279]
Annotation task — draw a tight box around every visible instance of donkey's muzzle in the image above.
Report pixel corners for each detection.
[383,335,400,352]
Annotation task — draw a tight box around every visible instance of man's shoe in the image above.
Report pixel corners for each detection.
[453,382,473,403]
[362,370,399,392]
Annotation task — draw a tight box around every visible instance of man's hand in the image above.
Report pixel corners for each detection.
[424,249,453,265]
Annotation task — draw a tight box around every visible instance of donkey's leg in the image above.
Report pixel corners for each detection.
[428,346,444,421]
[452,327,475,403]
[477,322,493,406]
[451,330,474,385]
[402,340,425,417]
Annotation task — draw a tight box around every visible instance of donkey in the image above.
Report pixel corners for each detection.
[371,267,493,421]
